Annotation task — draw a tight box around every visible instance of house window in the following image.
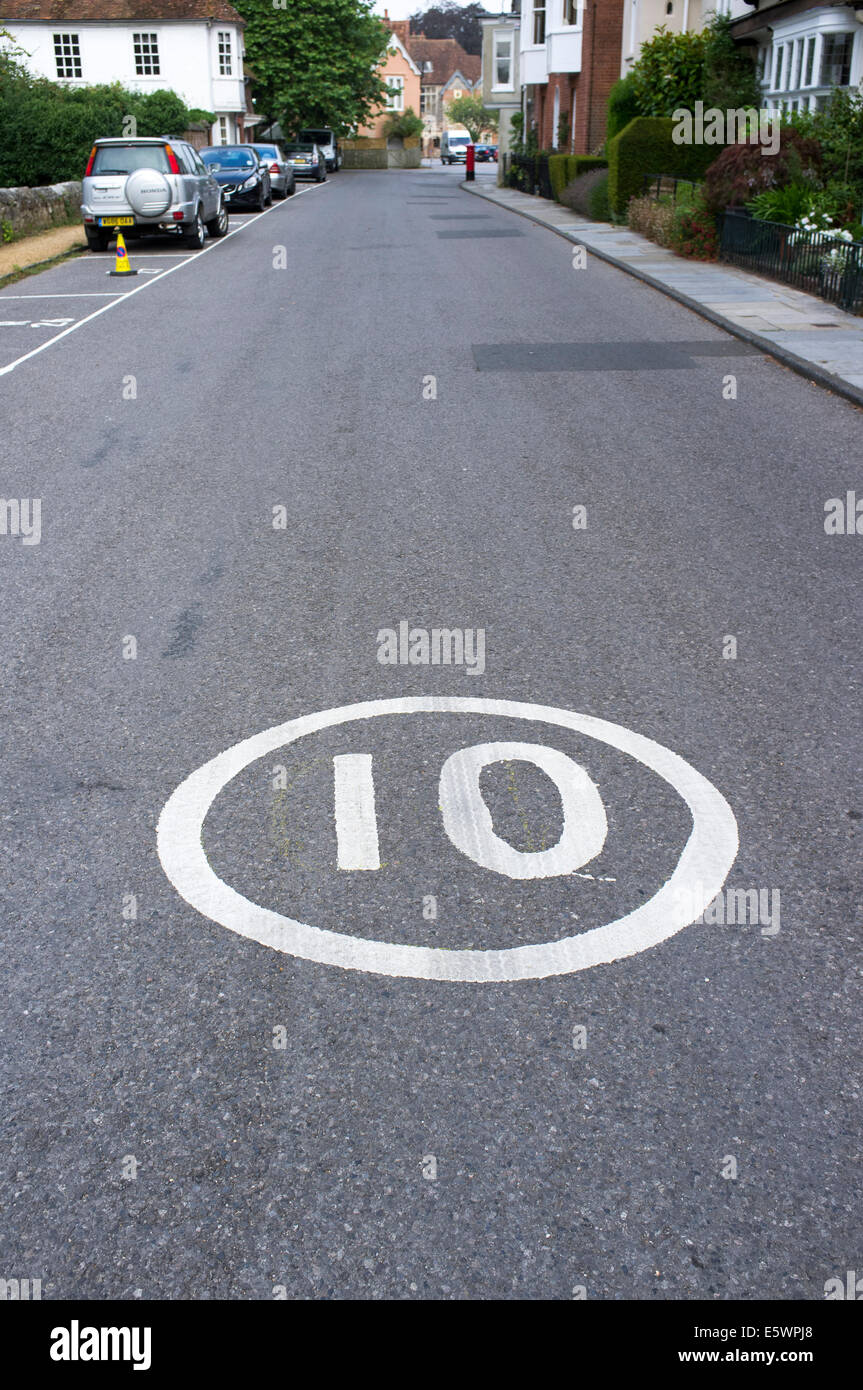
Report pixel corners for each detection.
[133,33,160,77]
[774,45,785,90]
[563,0,578,24]
[493,32,513,88]
[820,32,853,87]
[218,31,232,77]
[533,1,545,45]
[386,76,404,111]
[803,36,816,87]
[217,116,229,145]
[420,88,429,114]
[53,32,81,78]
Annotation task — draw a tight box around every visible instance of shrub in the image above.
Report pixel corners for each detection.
[670,193,719,260]
[607,74,640,141]
[607,116,720,217]
[382,107,425,140]
[702,126,821,213]
[747,182,814,225]
[587,173,610,222]
[558,167,608,216]
[549,153,607,202]
[0,60,206,186]
[548,154,569,202]
[627,194,676,247]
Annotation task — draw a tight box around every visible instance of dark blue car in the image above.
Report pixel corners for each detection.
[200,146,272,211]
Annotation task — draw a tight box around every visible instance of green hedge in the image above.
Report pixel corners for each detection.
[606,116,722,217]
[0,59,210,187]
[548,153,608,203]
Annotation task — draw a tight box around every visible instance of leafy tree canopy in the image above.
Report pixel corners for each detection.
[627,17,760,121]
[233,0,389,135]
[408,2,493,57]
[446,94,498,142]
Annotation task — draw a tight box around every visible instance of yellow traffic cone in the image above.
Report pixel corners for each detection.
[108,232,138,277]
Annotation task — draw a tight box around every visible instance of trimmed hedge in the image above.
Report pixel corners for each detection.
[606,116,722,217]
[548,153,608,203]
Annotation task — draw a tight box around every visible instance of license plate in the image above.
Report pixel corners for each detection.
[99,216,134,226]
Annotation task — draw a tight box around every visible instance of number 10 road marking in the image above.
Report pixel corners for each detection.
[157,697,739,983]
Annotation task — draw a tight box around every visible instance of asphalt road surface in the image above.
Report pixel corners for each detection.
[1,165,860,1301]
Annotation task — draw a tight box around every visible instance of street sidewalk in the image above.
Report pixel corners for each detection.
[0,223,87,281]
[464,180,863,409]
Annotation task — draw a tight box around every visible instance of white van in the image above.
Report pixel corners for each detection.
[440,128,472,165]
[298,129,341,172]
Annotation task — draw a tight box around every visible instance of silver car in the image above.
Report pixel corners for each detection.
[81,136,228,252]
[250,144,296,199]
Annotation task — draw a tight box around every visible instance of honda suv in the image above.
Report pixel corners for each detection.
[81,137,228,251]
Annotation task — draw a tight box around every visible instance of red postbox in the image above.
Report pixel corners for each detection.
[466,142,475,182]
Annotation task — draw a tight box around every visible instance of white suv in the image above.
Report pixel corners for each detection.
[81,137,228,251]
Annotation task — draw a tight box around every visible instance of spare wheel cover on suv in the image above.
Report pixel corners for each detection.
[125,168,172,217]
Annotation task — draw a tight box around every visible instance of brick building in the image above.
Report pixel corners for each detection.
[382,13,482,153]
[520,0,626,154]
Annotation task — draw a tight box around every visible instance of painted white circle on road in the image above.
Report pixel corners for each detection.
[156,697,738,983]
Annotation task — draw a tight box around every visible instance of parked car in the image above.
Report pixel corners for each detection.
[283,143,327,182]
[81,136,228,251]
[297,129,341,172]
[200,146,272,211]
[474,144,495,163]
[249,143,296,199]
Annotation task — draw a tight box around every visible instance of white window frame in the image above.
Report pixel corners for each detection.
[53,32,81,79]
[492,30,513,91]
[532,0,546,46]
[762,22,858,115]
[132,32,160,78]
[385,75,405,112]
[217,31,233,77]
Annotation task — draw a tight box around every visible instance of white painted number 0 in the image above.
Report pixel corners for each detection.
[334,741,607,880]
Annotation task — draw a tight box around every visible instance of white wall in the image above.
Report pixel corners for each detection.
[4,21,245,118]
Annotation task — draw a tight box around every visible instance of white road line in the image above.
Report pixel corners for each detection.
[0,321,29,326]
[0,293,125,299]
[0,182,332,378]
[333,755,381,871]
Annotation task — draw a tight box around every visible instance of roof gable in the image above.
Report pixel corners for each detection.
[0,0,243,22]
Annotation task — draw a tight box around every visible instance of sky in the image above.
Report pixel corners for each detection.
[372,1,511,21]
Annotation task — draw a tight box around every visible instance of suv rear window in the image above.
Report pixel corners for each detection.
[299,131,332,145]
[91,145,171,174]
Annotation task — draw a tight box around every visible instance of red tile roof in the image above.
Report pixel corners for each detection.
[1,0,243,21]
[406,35,481,87]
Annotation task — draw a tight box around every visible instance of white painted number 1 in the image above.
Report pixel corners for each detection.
[334,741,607,880]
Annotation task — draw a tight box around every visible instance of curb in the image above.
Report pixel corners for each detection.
[462,181,863,413]
[0,239,88,288]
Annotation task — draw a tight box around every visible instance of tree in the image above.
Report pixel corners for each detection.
[446,94,498,142]
[702,14,761,113]
[232,0,389,135]
[408,3,493,57]
[619,17,759,125]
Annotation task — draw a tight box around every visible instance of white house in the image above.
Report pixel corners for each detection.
[730,1,863,115]
[0,0,253,145]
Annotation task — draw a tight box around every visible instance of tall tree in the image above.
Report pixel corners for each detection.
[408,3,493,57]
[233,0,389,135]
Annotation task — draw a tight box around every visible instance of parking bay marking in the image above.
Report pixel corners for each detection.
[0,180,332,377]
[157,696,739,984]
